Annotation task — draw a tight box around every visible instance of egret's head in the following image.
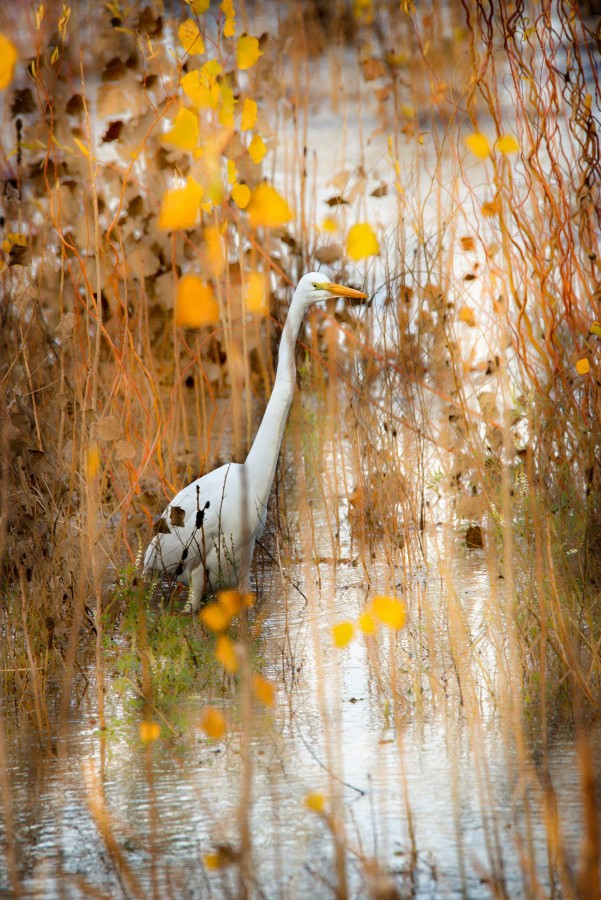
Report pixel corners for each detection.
[294,272,367,308]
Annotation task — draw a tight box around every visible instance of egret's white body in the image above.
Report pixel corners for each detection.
[143,272,366,611]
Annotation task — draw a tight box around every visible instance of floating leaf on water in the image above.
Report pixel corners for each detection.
[346,222,379,261]
[332,621,354,648]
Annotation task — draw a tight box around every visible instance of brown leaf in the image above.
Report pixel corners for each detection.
[102,120,124,143]
[153,517,171,535]
[115,440,136,460]
[170,506,185,527]
[361,58,387,81]
[370,184,388,198]
[66,94,84,116]
[56,312,75,342]
[315,243,343,264]
[96,415,123,442]
[9,244,30,267]
[102,58,127,83]
[325,195,348,207]
[460,236,475,251]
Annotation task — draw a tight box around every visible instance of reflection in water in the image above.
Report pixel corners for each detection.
[1,534,593,898]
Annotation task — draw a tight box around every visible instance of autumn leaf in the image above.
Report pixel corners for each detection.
[575,358,590,375]
[370,595,406,630]
[346,222,379,260]
[226,158,237,184]
[0,34,18,91]
[231,182,251,209]
[222,0,236,36]
[305,793,325,813]
[237,34,262,69]
[200,706,227,739]
[358,611,376,635]
[252,674,275,707]
[465,131,491,159]
[589,321,601,338]
[186,0,210,11]
[246,271,269,315]
[495,134,519,155]
[158,176,204,230]
[321,217,338,233]
[204,225,225,277]
[178,19,205,55]
[182,66,221,109]
[458,306,476,327]
[162,108,199,151]
[139,720,161,743]
[248,133,267,164]
[200,600,230,631]
[247,182,293,228]
[332,621,354,648]
[215,635,239,673]
[175,275,220,328]
[240,98,257,131]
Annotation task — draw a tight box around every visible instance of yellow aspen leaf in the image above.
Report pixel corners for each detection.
[200,706,227,739]
[215,635,239,673]
[247,182,293,229]
[358,611,376,635]
[226,158,237,184]
[495,134,519,155]
[252,674,275,707]
[222,0,236,36]
[139,720,161,743]
[219,589,254,615]
[332,621,354,648]
[178,18,205,55]
[218,81,236,127]
[158,176,204,231]
[575,358,590,375]
[248,133,267,164]
[236,34,262,69]
[589,321,601,338]
[305,792,326,813]
[231,182,251,209]
[481,199,499,217]
[175,275,219,328]
[182,68,221,109]
[346,222,379,261]
[73,137,91,158]
[321,216,338,232]
[458,306,476,327]
[370,595,407,630]
[204,225,225,277]
[240,97,257,131]
[0,34,18,91]
[465,131,491,159]
[200,599,230,630]
[162,108,199,151]
[186,0,210,12]
[246,271,269,315]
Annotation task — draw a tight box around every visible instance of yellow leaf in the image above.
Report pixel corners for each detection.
[304,792,325,813]
[226,158,237,184]
[204,225,225,277]
[200,599,230,630]
[186,0,210,12]
[458,306,476,327]
[200,706,227,739]
[231,182,251,209]
[358,611,376,635]
[0,34,18,91]
[495,134,519,155]
[346,222,379,261]
[246,271,269,315]
[215,635,239,673]
[252,674,275,707]
[240,98,257,131]
[370,595,406,630]
[73,137,91,158]
[236,33,262,70]
[481,199,499,217]
[247,182,293,229]
[178,18,205,55]
[203,852,224,870]
[162,108,199,151]
[321,216,338,233]
[182,67,221,110]
[465,131,491,159]
[332,621,354,648]
[221,0,235,36]
[158,176,204,231]
[218,81,236,127]
[139,720,161,743]
[219,589,254,614]
[248,133,266,164]
[575,358,590,375]
[588,321,601,338]
[175,275,220,328]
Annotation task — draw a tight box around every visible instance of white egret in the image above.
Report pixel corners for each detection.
[143,272,367,611]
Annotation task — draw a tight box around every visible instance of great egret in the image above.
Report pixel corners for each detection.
[143,272,367,611]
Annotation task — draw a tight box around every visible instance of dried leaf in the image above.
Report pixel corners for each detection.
[96,415,123,442]
[170,506,186,527]
[115,440,136,461]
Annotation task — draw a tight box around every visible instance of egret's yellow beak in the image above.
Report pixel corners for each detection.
[322,282,368,300]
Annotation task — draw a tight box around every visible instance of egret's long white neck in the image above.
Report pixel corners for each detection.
[244,288,310,505]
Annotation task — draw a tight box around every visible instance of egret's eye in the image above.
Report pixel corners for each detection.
[312,282,323,290]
